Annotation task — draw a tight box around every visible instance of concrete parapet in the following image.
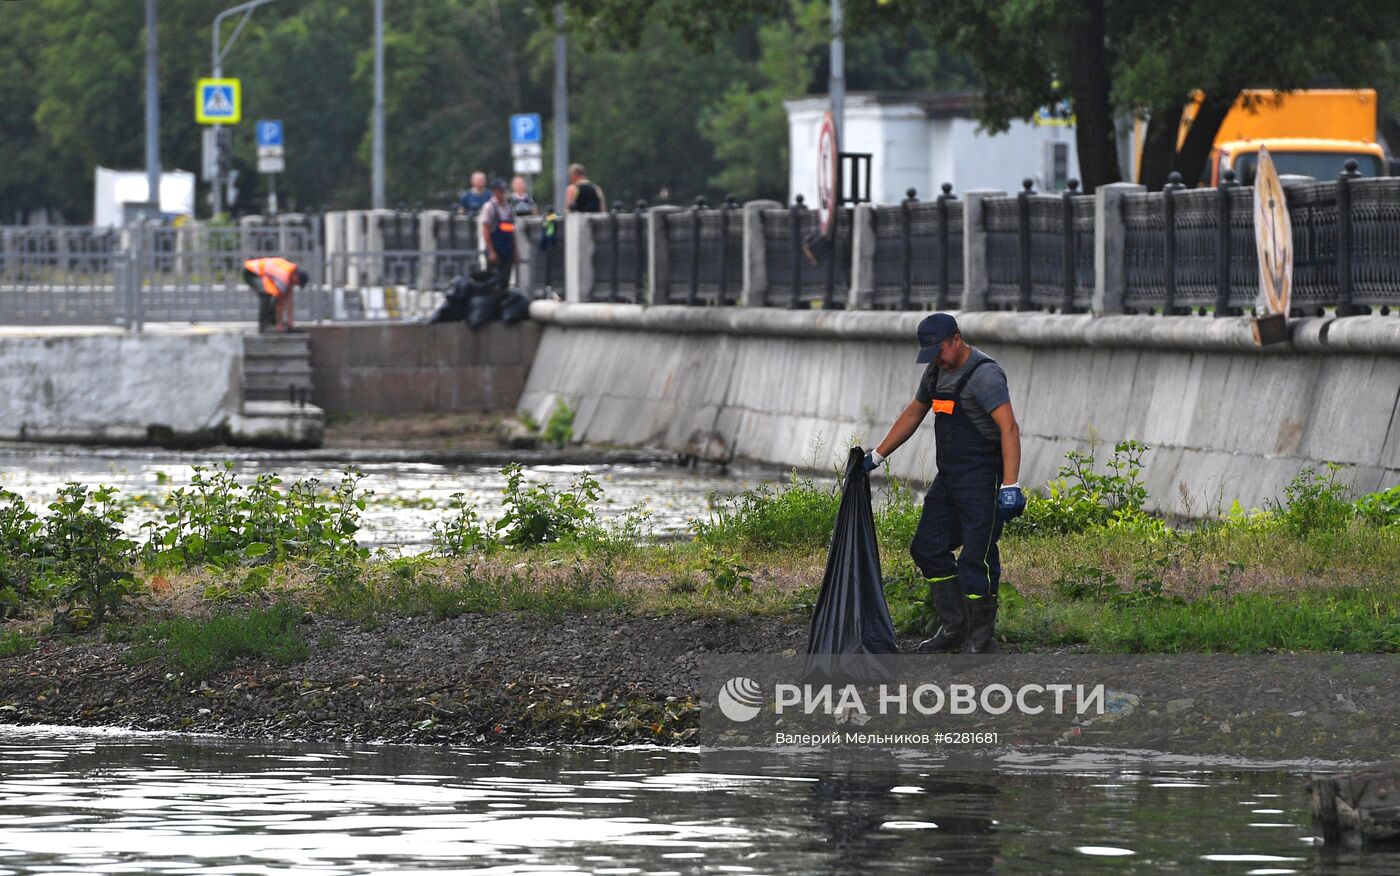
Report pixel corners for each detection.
[741,200,782,307]
[323,211,348,287]
[527,302,1400,356]
[646,205,684,305]
[1094,183,1145,315]
[848,204,877,310]
[960,189,1005,312]
[521,303,1400,517]
[417,210,450,293]
[564,214,595,303]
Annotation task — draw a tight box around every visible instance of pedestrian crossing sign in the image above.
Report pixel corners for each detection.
[196,78,241,124]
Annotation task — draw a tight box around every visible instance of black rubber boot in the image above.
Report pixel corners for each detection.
[916,580,966,653]
[963,595,1000,654]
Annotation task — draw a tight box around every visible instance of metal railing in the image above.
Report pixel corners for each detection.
[6,165,1398,327]
[1120,169,1400,316]
[759,197,852,309]
[588,203,647,304]
[985,180,1094,312]
[659,197,743,306]
[0,224,322,327]
[869,187,964,311]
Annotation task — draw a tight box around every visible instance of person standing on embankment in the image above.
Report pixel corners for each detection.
[863,313,1027,653]
[480,178,517,286]
[564,163,604,213]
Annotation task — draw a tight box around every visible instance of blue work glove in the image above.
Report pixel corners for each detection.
[861,449,883,473]
[997,485,1027,523]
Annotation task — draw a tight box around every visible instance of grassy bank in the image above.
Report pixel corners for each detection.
[2,444,1398,679]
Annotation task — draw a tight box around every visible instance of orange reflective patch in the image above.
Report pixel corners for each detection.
[498,222,516,232]
[932,399,955,415]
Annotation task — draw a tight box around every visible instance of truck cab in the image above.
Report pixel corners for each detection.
[1211,138,1387,185]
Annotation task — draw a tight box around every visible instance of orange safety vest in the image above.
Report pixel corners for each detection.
[244,257,299,298]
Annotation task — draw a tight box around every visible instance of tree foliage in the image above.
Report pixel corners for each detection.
[862,0,1399,191]
[0,0,967,220]
[7,0,1391,221]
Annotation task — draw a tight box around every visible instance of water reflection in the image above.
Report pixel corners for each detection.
[0,446,799,551]
[2,727,1398,874]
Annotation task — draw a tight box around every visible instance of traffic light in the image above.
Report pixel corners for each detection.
[216,127,233,178]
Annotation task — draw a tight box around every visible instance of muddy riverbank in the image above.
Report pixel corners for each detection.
[5,607,1398,765]
[0,610,816,745]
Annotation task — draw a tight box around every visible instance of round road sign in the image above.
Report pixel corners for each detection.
[817,110,839,236]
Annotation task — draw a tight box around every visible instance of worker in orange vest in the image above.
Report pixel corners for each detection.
[242,257,308,332]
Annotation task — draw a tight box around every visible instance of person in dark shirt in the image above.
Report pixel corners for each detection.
[508,175,537,216]
[458,171,490,217]
[565,163,604,213]
[863,313,1026,653]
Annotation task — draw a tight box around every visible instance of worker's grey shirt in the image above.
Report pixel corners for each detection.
[914,348,1011,443]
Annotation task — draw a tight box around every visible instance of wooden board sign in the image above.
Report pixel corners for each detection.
[1251,145,1293,346]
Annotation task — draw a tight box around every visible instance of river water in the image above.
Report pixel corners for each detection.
[0,445,811,552]
[0,726,1391,875]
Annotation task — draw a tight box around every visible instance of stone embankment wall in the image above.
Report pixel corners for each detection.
[307,322,540,415]
[0,327,244,444]
[520,303,1400,516]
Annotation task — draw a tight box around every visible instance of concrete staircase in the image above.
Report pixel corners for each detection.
[242,333,315,403]
[234,333,323,447]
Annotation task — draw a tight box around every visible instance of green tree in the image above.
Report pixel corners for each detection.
[0,4,50,222]
[864,0,1398,191]
[546,19,748,205]
[699,2,824,200]
[1115,0,1397,190]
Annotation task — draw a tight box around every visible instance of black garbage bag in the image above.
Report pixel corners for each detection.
[430,273,497,324]
[499,288,531,324]
[805,446,899,682]
[467,290,500,329]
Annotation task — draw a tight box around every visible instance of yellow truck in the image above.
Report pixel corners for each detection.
[1141,89,1388,185]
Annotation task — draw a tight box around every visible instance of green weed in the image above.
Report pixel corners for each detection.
[693,470,840,551]
[542,399,575,448]
[0,629,35,658]
[1010,439,1151,536]
[704,551,754,596]
[497,463,601,547]
[127,602,307,680]
[143,464,370,570]
[1273,464,1355,537]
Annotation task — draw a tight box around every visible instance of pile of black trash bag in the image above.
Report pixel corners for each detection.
[430,271,531,328]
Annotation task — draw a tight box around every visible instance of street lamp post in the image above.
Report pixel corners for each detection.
[210,0,277,216]
[145,0,161,218]
[372,0,385,209]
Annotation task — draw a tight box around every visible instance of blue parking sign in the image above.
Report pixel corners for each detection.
[510,113,542,145]
[256,120,284,147]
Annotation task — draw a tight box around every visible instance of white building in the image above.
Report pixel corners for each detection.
[785,92,1081,206]
[93,166,196,227]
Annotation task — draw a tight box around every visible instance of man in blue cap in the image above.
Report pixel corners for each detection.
[863,313,1026,653]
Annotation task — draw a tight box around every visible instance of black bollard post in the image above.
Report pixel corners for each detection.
[634,200,648,298]
[790,194,805,309]
[1336,158,1361,317]
[900,188,917,310]
[936,183,954,310]
[1163,171,1186,316]
[1017,178,1034,311]
[1061,179,1080,313]
[688,196,706,306]
[1215,169,1237,317]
